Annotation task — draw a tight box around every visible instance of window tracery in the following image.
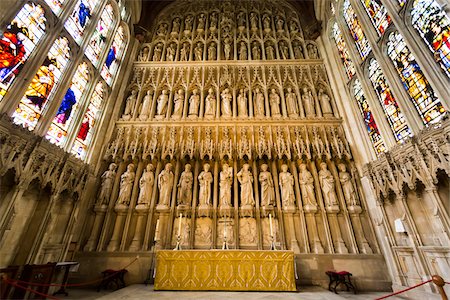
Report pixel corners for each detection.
[331,22,356,79]
[343,0,371,60]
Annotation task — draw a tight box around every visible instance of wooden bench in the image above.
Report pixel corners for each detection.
[97,269,127,291]
[325,270,356,294]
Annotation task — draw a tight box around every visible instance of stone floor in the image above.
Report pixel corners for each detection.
[63,284,414,300]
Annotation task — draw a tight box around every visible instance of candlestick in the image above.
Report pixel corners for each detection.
[178,213,182,237]
[269,213,273,237]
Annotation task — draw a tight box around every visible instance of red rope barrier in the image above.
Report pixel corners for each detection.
[374,279,432,300]
[3,278,60,300]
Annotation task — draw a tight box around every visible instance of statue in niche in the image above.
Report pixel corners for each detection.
[139,90,153,120]
[262,14,271,31]
[156,23,168,36]
[318,162,339,207]
[269,88,281,117]
[198,163,213,206]
[184,15,194,32]
[205,88,216,117]
[338,164,359,207]
[194,42,203,61]
[219,163,233,207]
[252,42,261,60]
[302,87,315,117]
[289,20,299,33]
[158,163,174,207]
[137,164,155,206]
[156,89,169,117]
[318,88,333,116]
[116,164,135,206]
[250,12,258,30]
[224,38,232,60]
[307,43,319,59]
[221,88,232,117]
[123,90,137,118]
[237,11,246,28]
[279,164,295,208]
[275,15,284,31]
[237,89,248,117]
[177,164,193,206]
[298,163,317,207]
[239,41,248,60]
[166,43,176,61]
[98,163,117,205]
[153,43,163,61]
[180,42,190,61]
[197,13,205,31]
[210,12,218,29]
[259,164,275,208]
[138,47,149,61]
[237,164,254,207]
[188,89,200,117]
[172,89,184,118]
[293,42,304,59]
[265,43,275,60]
[285,87,298,116]
[208,42,217,60]
[172,17,181,33]
[279,41,289,59]
[254,87,265,117]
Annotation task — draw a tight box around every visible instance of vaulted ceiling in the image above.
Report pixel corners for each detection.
[137,0,322,40]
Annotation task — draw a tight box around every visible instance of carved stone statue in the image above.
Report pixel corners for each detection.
[275,15,284,31]
[239,41,248,60]
[254,87,265,117]
[280,41,289,59]
[198,163,213,206]
[289,20,299,33]
[188,89,200,117]
[224,38,232,60]
[318,162,339,207]
[237,11,246,28]
[262,14,271,31]
[153,43,163,61]
[269,88,281,117]
[116,164,135,206]
[293,41,304,59]
[279,164,295,209]
[250,12,258,30]
[302,87,315,117]
[139,90,153,120]
[137,164,154,206]
[156,23,168,36]
[123,90,137,118]
[194,42,203,61]
[237,164,254,207]
[237,89,248,117]
[219,163,233,207]
[180,42,189,61]
[177,164,193,206]
[298,163,316,207]
[319,88,333,116]
[252,42,261,60]
[307,43,319,59]
[98,163,117,205]
[156,89,169,117]
[172,88,184,119]
[221,88,232,117]
[266,43,275,60]
[158,163,174,207]
[208,42,217,60]
[166,43,176,61]
[138,47,149,61]
[285,87,298,116]
[172,17,181,33]
[205,88,216,118]
[197,13,205,31]
[185,15,194,32]
[210,12,218,29]
[259,164,275,208]
[338,164,359,207]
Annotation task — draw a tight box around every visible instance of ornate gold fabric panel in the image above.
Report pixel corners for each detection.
[154,250,296,291]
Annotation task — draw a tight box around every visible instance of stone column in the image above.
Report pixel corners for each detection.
[128,204,149,251]
[348,205,373,254]
[106,204,128,252]
[83,204,107,251]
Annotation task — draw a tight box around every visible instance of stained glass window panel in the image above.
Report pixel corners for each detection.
[0,3,47,102]
[332,22,356,79]
[71,82,104,159]
[411,0,450,77]
[353,79,386,155]
[343,0,372,60]
[398,0,407,7]
[360,0,391,36]
[368,59,411,142]
[44,0,65,15]
[85,4,115,66]
[101,26,126,85]
[387,31,446,124]
[46,62,89,145]
[65,0,99,44]
[12,37,71,130]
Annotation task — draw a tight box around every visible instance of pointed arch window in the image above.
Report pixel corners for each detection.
[411,0,450,77]
[65,0,100,44]
[387,31,446,124]
[343,0,372,60]
[332,22,356,79]
[85,3,115,66]
[368,59,411,142]
[44,0,66,15]
[360,0,391,35]
[46,62,89,145]
[71,81,104,159]
[0,3,47,101]
[101,25,126,85]
[12,37,71,130]
[353,79,386,154]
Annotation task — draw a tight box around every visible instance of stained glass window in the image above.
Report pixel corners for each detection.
[12,37,71,130]
[46,62,89,145]
[360,0,391,35]
[332,22,356,79]
[0,3,47,102]
[44,0,65,15]
[387,31,446,124]
[343,0,372,60]
[411,0,450,77]
[101,25,126,85]
[353,79,386,155]
[85,4,115,66]
[65,0,99,44]
[368,59,411,142]
[71,81,104,159]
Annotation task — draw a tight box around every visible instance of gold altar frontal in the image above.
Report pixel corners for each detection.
[154,250,297,291]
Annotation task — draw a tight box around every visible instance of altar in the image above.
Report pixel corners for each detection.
[154,250,296,291]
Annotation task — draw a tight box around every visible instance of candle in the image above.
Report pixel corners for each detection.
[223,215,227,239]
[269,213,273,237]
[178,213,182,237]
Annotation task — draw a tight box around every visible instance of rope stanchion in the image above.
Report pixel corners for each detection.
[2,278,60,300]
[374,280,432,300]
